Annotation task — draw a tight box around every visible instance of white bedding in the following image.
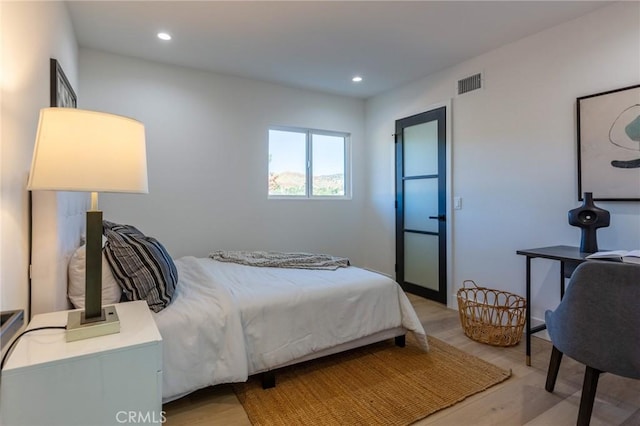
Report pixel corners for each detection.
[154,256,428,402]
[152,257,248,402]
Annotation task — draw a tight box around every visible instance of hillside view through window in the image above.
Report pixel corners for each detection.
[268,128,349,198]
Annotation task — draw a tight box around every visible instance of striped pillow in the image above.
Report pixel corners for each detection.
[104,227,177,312]
[103,220,144,236]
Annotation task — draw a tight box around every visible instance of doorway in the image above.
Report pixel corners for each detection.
[395,106,447,304]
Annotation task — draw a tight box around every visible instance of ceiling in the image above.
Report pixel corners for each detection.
[67,1,610,99]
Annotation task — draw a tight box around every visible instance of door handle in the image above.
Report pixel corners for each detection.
[429,215,446,221]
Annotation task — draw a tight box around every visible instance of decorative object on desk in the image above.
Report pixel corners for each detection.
[27,108,148,342]
[456,280,526,347]
[568,192,610,253]
[577,84,640,201]
[586,250,640,265]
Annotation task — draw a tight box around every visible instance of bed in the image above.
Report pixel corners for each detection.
[31,191,429,403]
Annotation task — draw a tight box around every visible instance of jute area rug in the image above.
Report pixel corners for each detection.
[233,335,511,425]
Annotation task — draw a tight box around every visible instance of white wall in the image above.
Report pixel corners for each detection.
[365,1,640,320]
[0,1,78,316]
[6,2,635,328]
[79,50,367,264]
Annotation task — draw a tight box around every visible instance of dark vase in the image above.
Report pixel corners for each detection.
[568,192,610,253]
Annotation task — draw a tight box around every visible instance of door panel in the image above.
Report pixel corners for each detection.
[403,121,439,176]
[396,107,447,304]
[404,232,439,291]
[404,179,438,233]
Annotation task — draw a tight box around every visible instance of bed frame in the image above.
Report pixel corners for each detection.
[258,333,405,388]
[31,190,407,393]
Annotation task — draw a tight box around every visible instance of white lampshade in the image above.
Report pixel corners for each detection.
[27,108,148,193]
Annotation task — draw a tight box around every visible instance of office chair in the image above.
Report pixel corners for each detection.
[544,261,640,425]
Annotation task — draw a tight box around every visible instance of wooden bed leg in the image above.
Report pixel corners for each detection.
[395,335,406,348]
[261,371,276,389]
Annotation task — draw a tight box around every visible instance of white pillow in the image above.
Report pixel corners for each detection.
[68,245,122,309]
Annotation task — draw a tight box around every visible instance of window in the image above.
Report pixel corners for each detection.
[268,127,350,198]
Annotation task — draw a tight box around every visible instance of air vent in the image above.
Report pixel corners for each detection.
[457,73,482,95]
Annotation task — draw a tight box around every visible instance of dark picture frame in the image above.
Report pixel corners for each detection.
[50,58,77,108]
[577,84,640,201]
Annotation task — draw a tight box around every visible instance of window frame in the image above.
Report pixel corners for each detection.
[268,125,351,200]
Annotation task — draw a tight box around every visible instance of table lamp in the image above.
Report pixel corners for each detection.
[27,108,148,341]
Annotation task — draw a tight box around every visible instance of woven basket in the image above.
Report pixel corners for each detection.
[456,280,526,347]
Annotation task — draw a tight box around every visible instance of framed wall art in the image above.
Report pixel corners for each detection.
[577,84,640,201]
[50,58,77,108]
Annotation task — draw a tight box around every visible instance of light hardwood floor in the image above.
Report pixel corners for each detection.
[164,294,640,425]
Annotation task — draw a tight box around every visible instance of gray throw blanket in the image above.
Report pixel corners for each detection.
[209,250,350,270]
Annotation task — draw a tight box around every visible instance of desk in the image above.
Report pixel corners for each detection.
[516,245,592,366]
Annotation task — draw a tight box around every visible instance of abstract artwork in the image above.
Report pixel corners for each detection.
[577,84,640,201]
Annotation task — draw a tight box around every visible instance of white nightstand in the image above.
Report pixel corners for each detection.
[0,301,163,426]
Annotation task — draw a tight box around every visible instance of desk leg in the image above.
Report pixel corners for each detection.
[525,256,532,366]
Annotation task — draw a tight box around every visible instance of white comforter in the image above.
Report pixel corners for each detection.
[154,256,428,402]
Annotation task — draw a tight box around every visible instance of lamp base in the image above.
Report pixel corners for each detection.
[66,305,120,342]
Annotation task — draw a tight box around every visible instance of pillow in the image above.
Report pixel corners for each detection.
[68,244,122,309]
[104,227,178,312]
[103,220,144,236]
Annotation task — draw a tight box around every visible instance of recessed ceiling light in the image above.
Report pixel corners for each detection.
[352,76,363,83]
[157,32,172,41]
